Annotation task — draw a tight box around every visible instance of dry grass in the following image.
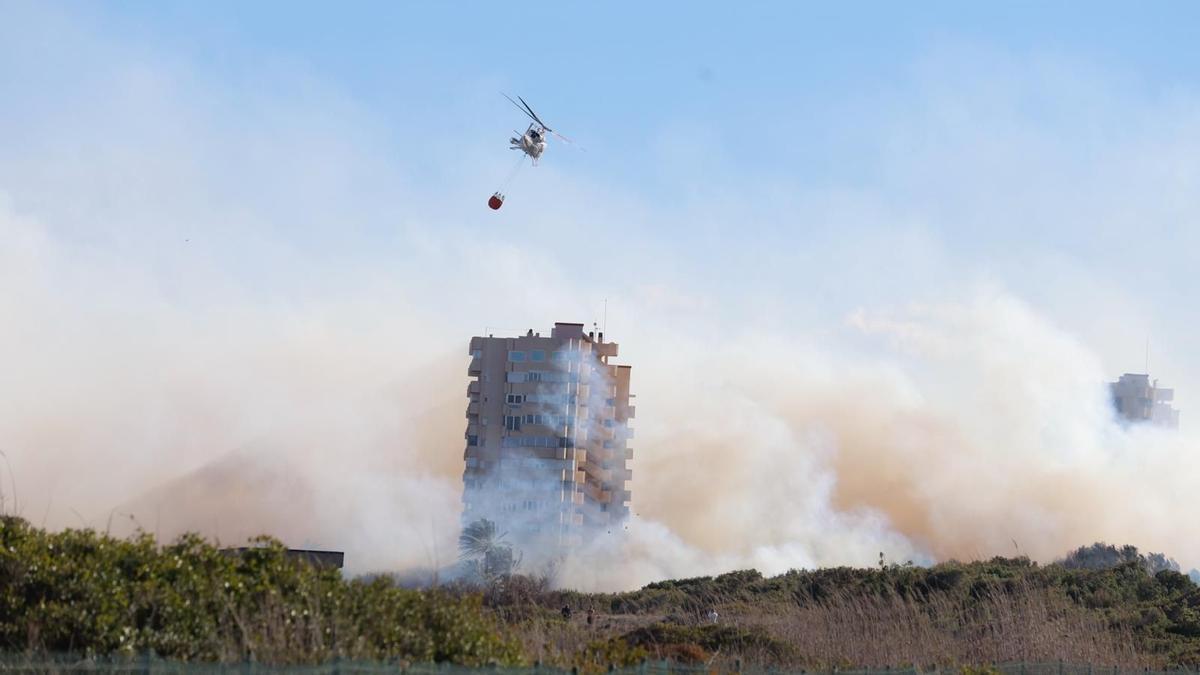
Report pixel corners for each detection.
[744,581,1147,670]
[503,577,1155,670]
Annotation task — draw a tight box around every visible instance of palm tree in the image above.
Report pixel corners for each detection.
[459,518,502,560]
[458,518,520,581]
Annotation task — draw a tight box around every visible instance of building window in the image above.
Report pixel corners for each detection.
[472,349,482,358]
[530,349,545,362]
[508,351,526,362]
[504,416,521,431]
[467,434,479,446]
[506,394,524,405]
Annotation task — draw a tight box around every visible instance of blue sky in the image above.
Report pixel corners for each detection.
[65,1,1200,195]
[4,2,1200,573]
[19,0,1191,278]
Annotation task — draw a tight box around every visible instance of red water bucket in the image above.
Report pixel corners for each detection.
[488,192,505,210]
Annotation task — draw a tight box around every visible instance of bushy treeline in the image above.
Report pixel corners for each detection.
[526,554,1200,668]
[1060,542,1180,574]
[0,517,522,665]
[6,515,1200,670]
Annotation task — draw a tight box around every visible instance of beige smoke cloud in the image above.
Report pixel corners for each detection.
[4,8,1200,590]
[5,179,1198,591]
[589,290,1200,589]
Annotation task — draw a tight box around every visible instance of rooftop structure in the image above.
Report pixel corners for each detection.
[1111,373,1179,428]
[220,548,345,570]
[462,322,634,556]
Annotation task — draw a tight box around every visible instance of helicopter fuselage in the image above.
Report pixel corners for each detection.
[510,123,547,163]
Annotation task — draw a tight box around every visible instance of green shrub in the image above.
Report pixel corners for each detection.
[0,517,523,665]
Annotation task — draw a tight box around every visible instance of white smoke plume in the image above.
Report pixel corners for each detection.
[4,6,1200,590]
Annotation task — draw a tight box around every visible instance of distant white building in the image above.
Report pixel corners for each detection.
[1110,373,1179,428]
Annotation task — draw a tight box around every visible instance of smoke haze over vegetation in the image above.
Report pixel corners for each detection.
[3,3,1200,590]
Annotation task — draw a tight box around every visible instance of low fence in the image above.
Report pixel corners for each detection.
[0,657,1190,675]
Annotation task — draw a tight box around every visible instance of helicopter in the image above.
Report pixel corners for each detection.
[502,93,573,167]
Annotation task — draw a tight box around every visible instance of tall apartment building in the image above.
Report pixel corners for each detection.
[462,322,634,555]
[1111,373,1180,428]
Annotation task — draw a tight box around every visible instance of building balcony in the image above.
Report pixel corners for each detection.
[583,483,611,503]
[527,446,572,461]
[468,381,481,396]
[510,381,569,395]
[593,341,619,358]
[467,401,480,415]
[580,458,604,478]
[468,357,481,376]
[624,448,634,460]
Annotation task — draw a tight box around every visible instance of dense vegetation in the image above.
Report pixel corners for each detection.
[499,555,1200,670]
[1060,543,1181,575]
[4,515,1199,671]
[0,517,521,665]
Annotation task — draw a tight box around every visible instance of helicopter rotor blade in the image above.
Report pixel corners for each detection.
[501,93,539,125]
[502,93,583,150]
[516,95,551,130]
